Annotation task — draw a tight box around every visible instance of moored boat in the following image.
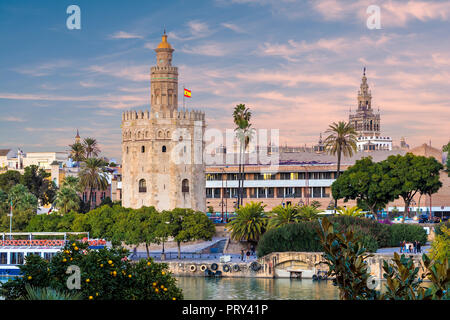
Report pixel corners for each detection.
[0,232,106,277]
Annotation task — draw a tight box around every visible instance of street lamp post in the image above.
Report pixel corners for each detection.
[221,169,224,222]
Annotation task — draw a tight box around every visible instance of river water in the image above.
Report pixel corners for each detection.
[175,276,339,300]
[1,276,339,300]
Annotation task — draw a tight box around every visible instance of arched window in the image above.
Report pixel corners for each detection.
[162,145,167,153]
[126,146,129,154]
[182,179,189,193]
[139,179,147,193]
[141,146,145,153]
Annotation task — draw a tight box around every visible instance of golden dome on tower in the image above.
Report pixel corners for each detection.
[156,31,173,49]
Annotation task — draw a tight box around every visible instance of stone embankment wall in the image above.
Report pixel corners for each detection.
[167,251,426,280]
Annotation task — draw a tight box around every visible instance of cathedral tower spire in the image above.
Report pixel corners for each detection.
[150,31,178,114]
[358,67,372,110]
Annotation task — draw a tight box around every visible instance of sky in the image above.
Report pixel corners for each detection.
[0,0,449,160]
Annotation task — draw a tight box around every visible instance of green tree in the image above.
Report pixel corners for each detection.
[182,210,215,247]
[163,209,214,259]
[85,205,127,240]
[267,204,301,230]
[60,176,82,192]
[69,142,85,163]
[155,210,172,259]
[227,201,267,243]
[78,158,108,210]
[8,184,38,212]
[21,165,57,206]
[83,137,100,159]
[53,187,81,215]
[332,157,395,215]
[113,206,160,258]
[324,121,358,210]
[0,170,22,193]
[233,104,252,208]
[382,153,443,219]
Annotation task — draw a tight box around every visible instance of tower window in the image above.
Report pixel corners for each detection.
[182,179,189,193]
[162,145,167,153]
[139,179,147,193]
[126,146,129,154]
[141,146,145,153]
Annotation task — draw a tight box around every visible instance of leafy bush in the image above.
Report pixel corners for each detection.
[0,242,183,300]
[257,217,384,256]
[257,221,321,257]
[435,221,450,236]
[328,215,391,248]
[388,224,428,247]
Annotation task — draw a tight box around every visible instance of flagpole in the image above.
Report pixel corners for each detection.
[183,83,185,109]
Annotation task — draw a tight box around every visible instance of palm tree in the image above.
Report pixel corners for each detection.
[78,158,108,210]
[267,204,300,230]
[324,121,358,210]
[226,201,267,243]
[233,104,252,208]
[70,142,85,163]
[337,206,365,217]
[83,137,100,159]
[297,204,322,221]
[53,187,81,215]
[60,176,82,193]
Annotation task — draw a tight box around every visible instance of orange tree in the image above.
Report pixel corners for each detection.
[0,242,183,300]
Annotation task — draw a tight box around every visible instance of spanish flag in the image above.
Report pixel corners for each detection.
[184,88,191,98]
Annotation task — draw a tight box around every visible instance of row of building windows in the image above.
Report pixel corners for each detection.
[205,172,336,181]
[206,187,330,199]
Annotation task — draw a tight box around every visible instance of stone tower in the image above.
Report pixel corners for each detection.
[349,68,381,137]
[121,32,206,212]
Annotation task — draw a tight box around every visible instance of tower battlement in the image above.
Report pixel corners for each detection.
[121,108,205,122]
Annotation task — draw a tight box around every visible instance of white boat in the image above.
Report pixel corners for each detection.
[0,232,106,277]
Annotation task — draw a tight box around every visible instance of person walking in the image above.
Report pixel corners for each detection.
[240,249,244,261]
[246,250,250,261]
[399,241,403,253]
[417,241,421,253]
[413,241,417,254]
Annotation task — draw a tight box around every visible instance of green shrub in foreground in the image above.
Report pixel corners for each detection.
[0,242,183,300]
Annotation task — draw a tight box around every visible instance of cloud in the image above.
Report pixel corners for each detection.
[86,64,148,82]
[14,60,73,77]
[169,20,214,41]
[0,92,147,109]
[109,31,143,39]
[181,42,231,56]
[311,0,450,27]
[221,22,246,33]
[0,116,26,123]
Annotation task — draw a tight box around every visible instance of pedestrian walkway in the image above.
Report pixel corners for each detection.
[376,245,430,255]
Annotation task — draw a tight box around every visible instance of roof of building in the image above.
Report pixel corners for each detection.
[409,143,443,163]
[0,149,10,157]
[206,149,407,168]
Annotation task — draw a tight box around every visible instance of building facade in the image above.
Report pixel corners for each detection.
[121,32,206,211]
[349,69,392,151]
